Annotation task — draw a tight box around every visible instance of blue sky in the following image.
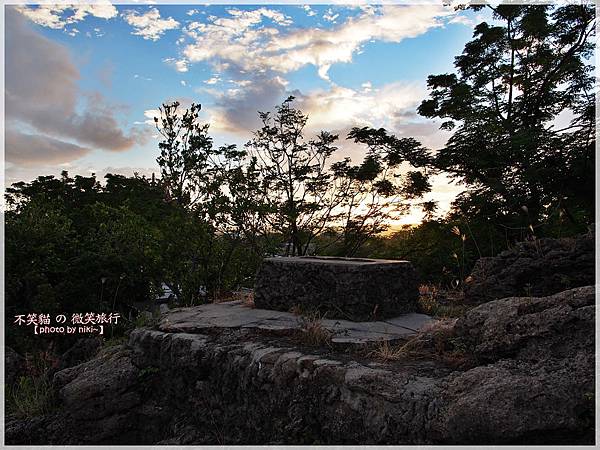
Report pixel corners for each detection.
[5,3,488,220]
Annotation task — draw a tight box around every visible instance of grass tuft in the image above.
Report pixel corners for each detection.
[295,311,333,347]
[368,339,408,361]
[418,284,470,318]
[6,375,56,419]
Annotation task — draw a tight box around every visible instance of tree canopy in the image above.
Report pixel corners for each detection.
[418,4,595,230]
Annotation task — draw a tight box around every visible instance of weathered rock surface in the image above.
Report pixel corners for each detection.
[442,285,595,444]
[159,300,434,344]
[465,231,594,304]
[254,256,419,320]
[5,286,595,445]
[58,337,103,370]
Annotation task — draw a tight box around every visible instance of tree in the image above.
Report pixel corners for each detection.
[418,4,595,233]
[154,101,244,216]
[154,101,262,297]
[245,96,343,255]
[329,127,433,255]
[4,172,167,353]
[244,98,434,256]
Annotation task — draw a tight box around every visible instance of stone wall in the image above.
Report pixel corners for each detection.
[254,256,419,321]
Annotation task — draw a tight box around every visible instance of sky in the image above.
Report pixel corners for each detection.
[5,2,489,223]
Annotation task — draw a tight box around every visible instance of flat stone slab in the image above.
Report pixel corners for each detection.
[253,256,420,321]
[159,300,435,345]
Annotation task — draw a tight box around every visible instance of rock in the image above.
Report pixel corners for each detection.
[126,328,450,445]
[440,286,595,444]
[441,357,594,444]
[464,232,594,304]
[254,256,419,321]
[59,337,103,370]
[5,346,26,385]
[48,344,170,444]
[6,287,594,445]
[454,285,595,362]
[158,300,434,345]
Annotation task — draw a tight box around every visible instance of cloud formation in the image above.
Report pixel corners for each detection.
[177,5,453,81]
[15,2,117,29]
[122,7,180,41]
[207,76,290,136]
[302,5,317,17]
[6,8,138,167]
[203,75,450,155]
[6,130,92,167]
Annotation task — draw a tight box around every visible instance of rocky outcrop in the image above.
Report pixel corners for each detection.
[464,231,594,304]
[6,345,170,445]
[5,286,595,445]
[442,285,595,444]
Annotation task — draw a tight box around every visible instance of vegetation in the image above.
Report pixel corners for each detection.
[295,311,334,348]
[424,5,594,230]
[4,5,594,359]
[6,375,56,419]
[6,351,59,419]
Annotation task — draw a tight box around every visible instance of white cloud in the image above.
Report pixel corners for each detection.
[187,9,199,16]
[302,5,317,17]
[175,59,188,72]
[15,2,118,29]
[449,14,474,27]
[205,76,451,152]
[15,5,67,28]
[289,81,452,162]
[122,7,180,41]
[294,82,426,132]
[230,79,252,87]
[323,9,339,23]
[163,57,189,72]
[181,80,187,86]
[204,75,221,85]
[144,109,160,117]
[177,5,454,82]
[134,74,152,81]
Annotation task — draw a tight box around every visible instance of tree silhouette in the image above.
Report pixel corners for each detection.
[245,96,343,255]
[419,4,595,230]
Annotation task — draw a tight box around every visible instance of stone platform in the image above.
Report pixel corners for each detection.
[159,300,434,345]
[253,256,419,321]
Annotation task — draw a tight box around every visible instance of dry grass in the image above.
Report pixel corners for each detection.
[214,289,255,308]
[419,317,458,335]
[368,339,409,361]
[234,289,255,308]
[295,311,333,347]
[7,351,59,419]
[367,318,472,368]
[418,284,470,318]
[289,304,303,316]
